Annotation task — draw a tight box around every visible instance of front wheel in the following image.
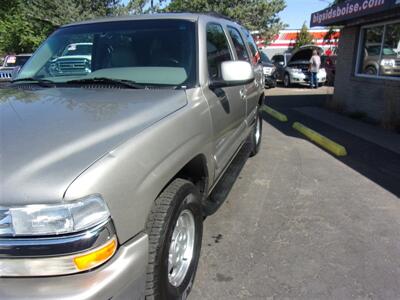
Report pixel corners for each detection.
[365,66,377,75]
[283,73,291,88]
[249,107,263,157]
[145,179,203,300]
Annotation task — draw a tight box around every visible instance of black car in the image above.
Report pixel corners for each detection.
[260,51,277,88]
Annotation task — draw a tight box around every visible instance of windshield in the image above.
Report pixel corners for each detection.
[260,52,271,63]
[367,45,396,56]
[5,56,31,67]
[17,19,197,87]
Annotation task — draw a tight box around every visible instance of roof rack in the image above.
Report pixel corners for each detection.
[196,12,239,23]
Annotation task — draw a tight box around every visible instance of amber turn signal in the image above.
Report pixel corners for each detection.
[73,238,117,271]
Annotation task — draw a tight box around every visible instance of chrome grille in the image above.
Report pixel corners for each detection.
[0,72,12,79]
[53,58,90,75]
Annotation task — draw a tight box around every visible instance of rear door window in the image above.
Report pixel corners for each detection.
[227,26,250,62]
[206,23,232,80]
[242,29,260,64]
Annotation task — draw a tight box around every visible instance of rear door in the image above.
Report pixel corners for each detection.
[239,28,263,121]
[203,22,247,178]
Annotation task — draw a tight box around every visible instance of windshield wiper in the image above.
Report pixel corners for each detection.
[11,77,56,87]
[66,77,146,89]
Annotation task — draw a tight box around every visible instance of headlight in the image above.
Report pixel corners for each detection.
[0,195,117,277]
[0,195,110,236]
[263,66,275,75]
[380,59,395,67]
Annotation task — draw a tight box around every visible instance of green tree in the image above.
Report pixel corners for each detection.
[165,0,287,41]
[293,22,314,49]
[24,0,121,30]
[0,0,122,54]
[0,0,51,54]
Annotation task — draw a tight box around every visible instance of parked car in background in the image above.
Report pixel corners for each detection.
[49,42,93,76]
[260,51,276,88]
[0,54,31,82]
[0,13,264,300]
[362,44,400,76]
[271,52,291,82]
[272,45,327,87]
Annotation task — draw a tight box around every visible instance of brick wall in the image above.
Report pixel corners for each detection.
[333,25,400,128]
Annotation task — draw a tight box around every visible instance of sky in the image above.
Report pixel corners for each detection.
[279,0,330,29]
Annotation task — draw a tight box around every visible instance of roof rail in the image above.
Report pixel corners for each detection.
[197,12,239,23]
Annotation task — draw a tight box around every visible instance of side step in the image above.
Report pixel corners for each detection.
[203,142,252,216]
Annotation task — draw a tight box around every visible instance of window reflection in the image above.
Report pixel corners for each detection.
[359,26,383,75]
[358,23,400,78]
[381,22,400,77]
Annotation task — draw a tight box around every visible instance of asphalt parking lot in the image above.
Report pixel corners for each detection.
[191,86,400,299]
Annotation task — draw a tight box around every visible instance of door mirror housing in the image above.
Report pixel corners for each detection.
[209,61,254,89]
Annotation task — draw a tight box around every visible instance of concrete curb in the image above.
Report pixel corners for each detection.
[292,122,348,156]
[262,105,288,122]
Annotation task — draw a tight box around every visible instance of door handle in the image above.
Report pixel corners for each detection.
[239,88,247,100]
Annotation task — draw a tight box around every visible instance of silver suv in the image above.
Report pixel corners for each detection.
[0,13,264,299]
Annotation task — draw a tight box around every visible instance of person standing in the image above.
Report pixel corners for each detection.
[309,50,321,88]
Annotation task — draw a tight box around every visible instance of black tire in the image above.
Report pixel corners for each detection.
[145,179,203,300]
[249,107,262,157]
[283,73,291,88]
[365,66,377,75]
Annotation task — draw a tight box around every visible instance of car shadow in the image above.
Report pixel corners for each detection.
[204,142,251,215]
[263,93,400,198]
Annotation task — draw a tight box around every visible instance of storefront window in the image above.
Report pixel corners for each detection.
[357,22,400,79]
[381,22,400,77]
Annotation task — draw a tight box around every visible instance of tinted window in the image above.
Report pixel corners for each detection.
[206,23,232,79]
[272,55,284,63]
[260,52,271,63]
[243,29,260,64]
[228,26,249,62]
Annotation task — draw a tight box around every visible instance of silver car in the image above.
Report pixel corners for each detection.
[0,13,264,299]
[272,45,327,87]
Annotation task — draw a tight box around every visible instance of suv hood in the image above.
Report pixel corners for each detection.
[0,87,187,205]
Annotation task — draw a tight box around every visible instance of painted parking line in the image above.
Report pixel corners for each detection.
[262,105,288,122]
[292,122,348,156]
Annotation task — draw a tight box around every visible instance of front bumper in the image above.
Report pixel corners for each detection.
[380,66,400,76]
[289,72,326,84]
[0,233,148,300]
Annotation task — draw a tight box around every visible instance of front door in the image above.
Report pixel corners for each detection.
[203,23,246,179]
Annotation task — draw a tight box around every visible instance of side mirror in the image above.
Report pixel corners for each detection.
[209,61,254,89]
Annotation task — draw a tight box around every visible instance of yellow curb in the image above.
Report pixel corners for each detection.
[292,122,348,156]
[262,105,288,122]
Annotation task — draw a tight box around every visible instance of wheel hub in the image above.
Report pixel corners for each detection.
[168,208,195,287]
